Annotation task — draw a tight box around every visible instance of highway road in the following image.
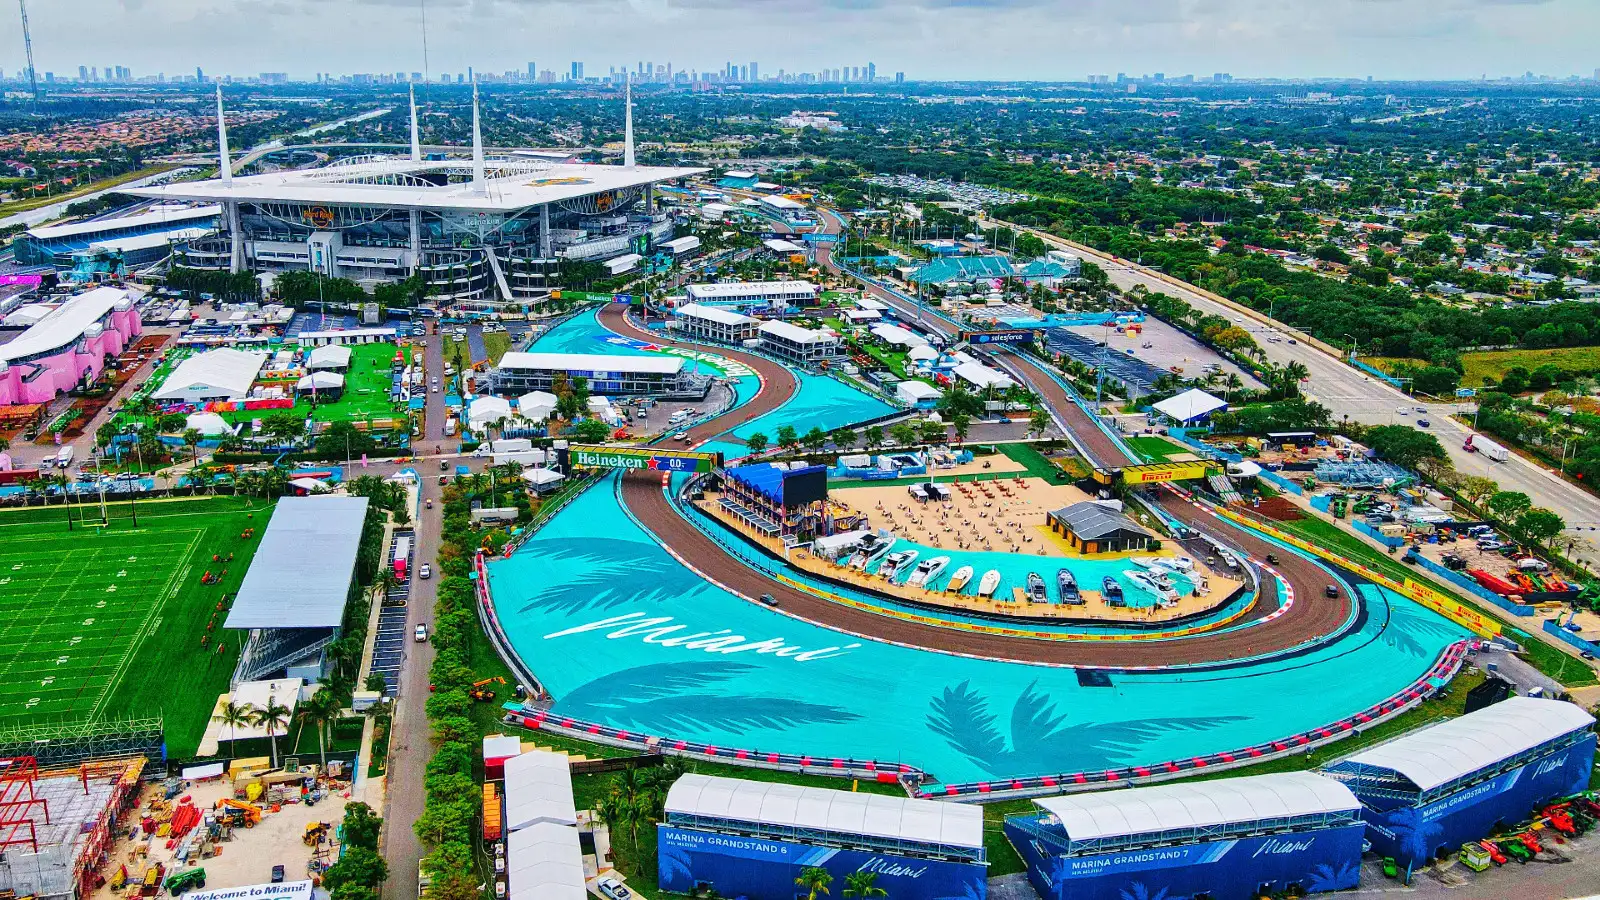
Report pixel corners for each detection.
[986,218,1600,567]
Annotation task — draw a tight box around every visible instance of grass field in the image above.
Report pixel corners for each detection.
[1125,435,1194,463]
[0,496,273,755]
[1364,348,1600,389]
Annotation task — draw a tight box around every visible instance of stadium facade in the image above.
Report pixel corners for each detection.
[131,84,705,303]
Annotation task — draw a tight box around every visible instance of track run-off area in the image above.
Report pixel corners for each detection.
[479,211,1473,791]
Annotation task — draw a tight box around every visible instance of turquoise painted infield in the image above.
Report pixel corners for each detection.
[485,476,1467,785]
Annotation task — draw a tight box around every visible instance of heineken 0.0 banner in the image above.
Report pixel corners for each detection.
[567,445,722,473]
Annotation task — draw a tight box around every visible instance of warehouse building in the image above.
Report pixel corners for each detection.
[151,347,268,404]
[684,280,819,311]
[225,495,370,684]
[1324,697,1596,871]
[1048,501,1155,553]
[659,774,988,900]
[757,319,840,365]
[669,303,759,344]
[1005,772,1365,900]
[491,351,711,399]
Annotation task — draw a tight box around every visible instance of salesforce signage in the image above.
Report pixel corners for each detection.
[657,826,986,900]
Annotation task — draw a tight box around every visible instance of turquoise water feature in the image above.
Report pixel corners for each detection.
[485,476,1468,786]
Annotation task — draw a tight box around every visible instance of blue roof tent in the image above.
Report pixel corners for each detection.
[724,462,828,508]
[909,256,1017,285]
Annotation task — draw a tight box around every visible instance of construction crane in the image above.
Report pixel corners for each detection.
[17,0,39,103]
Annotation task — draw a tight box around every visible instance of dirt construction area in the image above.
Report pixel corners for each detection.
[88,775,351,900]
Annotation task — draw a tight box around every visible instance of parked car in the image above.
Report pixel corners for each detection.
[597,878,631,900]
[415,624,429,642]
[270,866,285,884]
[1417,418,1431,428]
[420,563,432,579]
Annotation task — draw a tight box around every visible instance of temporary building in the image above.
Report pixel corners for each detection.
[520,468,566,493]
[516,391,558,422]
[306,345,353,371]
[506,823,585,900]
[295,372,345,395]
[153,348,267,403]
[467,396,515,429]
[503,750,577,831]
[1152,388,1228,425]
[184,411,234,436]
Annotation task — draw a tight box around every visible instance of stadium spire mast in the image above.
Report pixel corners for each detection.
[17,0,39,103]
[409,83,422,162]
[623,74,636,169]
[215,84,233,184]
[470,78,486,194]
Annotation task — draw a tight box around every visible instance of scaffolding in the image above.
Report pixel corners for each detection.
[1314,458,1416,489]
[0,757,47,854]
[0,717,165,769]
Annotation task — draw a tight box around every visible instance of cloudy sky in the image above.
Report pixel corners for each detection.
[6,0,1598,82]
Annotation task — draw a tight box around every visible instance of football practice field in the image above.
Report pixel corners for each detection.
[0,496,272,755]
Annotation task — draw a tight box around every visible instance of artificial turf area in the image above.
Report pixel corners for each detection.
[0,496,274,755]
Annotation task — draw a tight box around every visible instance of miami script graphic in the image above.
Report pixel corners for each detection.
[545,611,860,661]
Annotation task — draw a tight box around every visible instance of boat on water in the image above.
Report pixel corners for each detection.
[1025,572,1048,602]
[976,569,1003,598]
[880,550,919,581]
[1102,576,1124,604]
[1133,555,1196,573]
[849,534,893,570]
[906,556,950,588]
[947,565,974,593]
[1057,569,1082,604]
[1126,570,1179,603]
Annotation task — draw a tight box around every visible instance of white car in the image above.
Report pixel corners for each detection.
[674,432,690,442]
[419,563,432,579]
[596,878,631,900]
[1395,406,1411,415]
[414,624,429,642]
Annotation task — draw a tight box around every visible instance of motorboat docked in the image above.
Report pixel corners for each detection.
[849,533,894,571]
[1026,572,1048,603]
[976,569,1003,598]
[880,550,919,581]
[906,556,950,588]
[1102,576,1125,605]
[1057,569,1082,604]
[947,565,974,593]
[1126,570,1179,603]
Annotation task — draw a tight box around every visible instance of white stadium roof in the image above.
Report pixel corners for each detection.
[1333,697,1595,792]
[665,774,983,850]
[498,351,685,375]
[1032,772,1360,843]
[224,496,371,630]
[132,158,707,214]
[0,287,132,364]
[87,227,214,254]
[152,348,268,401]
[27,204,220,240]
[686,280,818,299]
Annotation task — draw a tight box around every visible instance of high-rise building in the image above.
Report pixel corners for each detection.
[78,65,88,81]
[895,72,905,84]
[528,62,536,79]
[196,66,204,83]
[749,62,759,83]
[570,61,583,81]
[867,62,876,82]
[739,65,748,82]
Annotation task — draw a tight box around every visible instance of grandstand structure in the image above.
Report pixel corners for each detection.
[130,84,704,303]
[225,495,371,684]
[1324,697,1596,869]
[908,255,1016,285]
[1005,771,1366,900]
[12,205,220,271]
[659,774,988,900]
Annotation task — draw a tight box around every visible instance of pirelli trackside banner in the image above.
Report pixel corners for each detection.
[567,445,723,473]
[1120,461,1215,484]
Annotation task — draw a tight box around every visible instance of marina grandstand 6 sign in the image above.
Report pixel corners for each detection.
[567,445,723,473]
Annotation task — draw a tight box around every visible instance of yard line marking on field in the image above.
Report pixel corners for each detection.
[88,528,203,723]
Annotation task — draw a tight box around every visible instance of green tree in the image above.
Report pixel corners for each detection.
[863,425,885,451]
[889,423,919,448]
[842,871,887,900]
[182,428,204,467]
[829,427,856,450]
[574,419,611,444]
[251,699,293,767]
[744,432,769,455]
[795,867,834,900]
[340,802,384,852]
[1363,424,1447,471]
[802,426,828,454]
[776,424,800,452]
[1487,490,1533,523]
[1028,408,1050,438]
[295,690,342,773]
[322,846,388,900]
[1517,507,1565,548]
[212,700,253,749]
[918,419,947,446]
[1458,475,1499,511]
[951,411,972,445]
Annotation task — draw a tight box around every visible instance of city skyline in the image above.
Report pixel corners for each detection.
[4,0,1600,84]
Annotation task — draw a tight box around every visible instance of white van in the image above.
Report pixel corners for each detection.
[56,446,75,468]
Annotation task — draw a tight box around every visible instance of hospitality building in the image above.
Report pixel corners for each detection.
[490,351,711,399]
[0,286,141,405]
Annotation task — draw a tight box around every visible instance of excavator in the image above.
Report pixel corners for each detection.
[217,799,261,828]
[470,677,506,702]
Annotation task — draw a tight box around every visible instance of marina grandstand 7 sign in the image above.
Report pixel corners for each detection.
[567,445,723,473]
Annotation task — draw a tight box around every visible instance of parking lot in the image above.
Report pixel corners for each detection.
[1059,315,1261,388]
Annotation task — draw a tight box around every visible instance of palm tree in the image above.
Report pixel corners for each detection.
[182,428,204,467]
[373,568,402,605]
[295,691,341,773]
[842,871,886,900]
[252,699,293,767]
[1223,372,1244,402]
[213,700,253,751]
[795,867,833,900]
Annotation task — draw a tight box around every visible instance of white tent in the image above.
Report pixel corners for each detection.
[289,477,331,494]
[504,750,577,830]
[467,396,515,430]
[184,412,234,436]
[516,391,558,421]
[296,372,345,393]
[306,345,352,371]
[907,345,939,363]
[520,468,566,493]
[1152,388,1228,424]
